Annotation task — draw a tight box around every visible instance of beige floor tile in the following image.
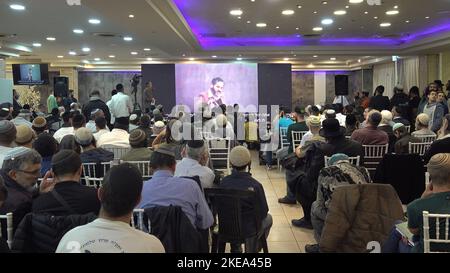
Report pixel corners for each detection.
[292,228,316,243]
[268,206,285,216]
[270,214,291,228]
[267,242,301,253]
[267,227,296,242]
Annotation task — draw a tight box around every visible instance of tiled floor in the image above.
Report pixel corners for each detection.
[230,150,316,253]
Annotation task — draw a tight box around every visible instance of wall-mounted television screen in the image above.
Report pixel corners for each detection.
[12,63,49,85]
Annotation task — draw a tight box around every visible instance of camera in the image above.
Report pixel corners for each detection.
[131,74,142,88]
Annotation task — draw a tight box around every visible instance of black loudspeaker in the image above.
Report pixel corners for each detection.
[335,75,349,96]
[54,77,69,97]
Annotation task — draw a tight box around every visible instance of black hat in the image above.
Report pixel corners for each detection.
[319,118,345,138]
[187,140,204,148]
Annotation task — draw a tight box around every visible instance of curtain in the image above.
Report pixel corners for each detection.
[398,57,419,92]
[373,62,396,98]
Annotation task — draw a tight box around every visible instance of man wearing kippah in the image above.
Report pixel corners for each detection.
[121,129,153,161]
[220,146,272,253]
[383,153,450,253]
[0,120,17,167]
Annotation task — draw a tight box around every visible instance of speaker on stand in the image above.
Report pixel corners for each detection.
[334,75,349,106]
[53,76,69,98]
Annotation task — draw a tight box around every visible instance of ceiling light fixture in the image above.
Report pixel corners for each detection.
[380,22,391,27]
[297,5,302,8]
[73,29,84,34]
[349,0,364,3]
[283,58,289,61]
[330,57,336,61]
[282,10,295,15]
[321,18,334,25]
[32,43,42,47]
[386,10,399,15]
[128,14,134,18]
[236,57,243,61]
[88,19,101,24]
[276,26,280,29]
[94,58,101,61]
[123,36,133,41]
[405,20,410,23]
[334,10,347,15]
[69,51,77,55]
[46,37,56,41]
[147,58,153,61]
[313,11,318,14]
[10,4,25,10]
[82,47,90,52]
[256,23,267,27]
[212,55,217,58]
[109,55,115,58]
[131,52,138,55]
[189,58,195,61]
[57,55,64,58]
[144,48,151,51]
[230,9,243,16]
[394,5,398,9]
[313,55,318,58]
[313,27,323,31]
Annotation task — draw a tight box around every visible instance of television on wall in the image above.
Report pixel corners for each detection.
[12,63,49,85]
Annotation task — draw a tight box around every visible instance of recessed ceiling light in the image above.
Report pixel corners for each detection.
[364,11,369,14]
[313,55,318,58]
[313,11,318,14]
[10,4,25,10]
[386,10,399,15]
[394,5,399,9]
[144,48,151,51]
[57,55,64,58]
[334,10,347,15]
[405,20,410,23]
[32,43,42,47]
[330,57,336,61]
[251,0,255,2]
[322,1,328,4]
[73,29,84,34]
[147,58,153,61]
[256,23,267,27]
[349,0,364,3]
[46,37,56,41]
[307,64,315,68]
[313,27,323,31]
[88,18,101,24]
[297,5,302,8]
[189,58,195,61]
[109,55,115,58]
[425,16,430,19]
[282,10,295,15]
[283,58,289,61]
[94,58,101,61]
[338,27,343,30]
[295,27,299,30]
[123,36,133,41]
[247,21,251,24]
[82,60,90,64]
[131,52,138,55]
[230,9,243,16]
[358,59,361,63]
[69,51,77,55]
[128,14,134,18]
[345,5,350,8]
[212,55,217,58]
[237,16,241,19]
[82,47,91,52]
[374,16,378,19]
[380,22,391,27]
[236,57,243,61]
[276,26,280,29]
[321,18,334,25]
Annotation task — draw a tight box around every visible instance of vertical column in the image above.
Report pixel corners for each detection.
[314,71,326,106]
[0,59,5,78]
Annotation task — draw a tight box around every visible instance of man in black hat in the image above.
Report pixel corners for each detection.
[291,118,364,229]
[175,140,215,189]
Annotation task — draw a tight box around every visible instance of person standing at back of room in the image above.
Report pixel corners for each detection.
[108,84,133,126]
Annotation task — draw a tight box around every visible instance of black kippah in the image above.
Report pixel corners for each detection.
[51,150,80,169]
[187,140,204,148]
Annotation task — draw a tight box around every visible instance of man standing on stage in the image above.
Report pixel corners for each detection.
[109,83,133,125]
[143,81,155,113]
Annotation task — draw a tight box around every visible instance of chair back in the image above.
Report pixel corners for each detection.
[121,160,152,179]
[404,125,411,133]
[0,213,13,248]
[131,209,150,232]
[363,144,388,172]
[291,131,308,150]
[206,137,231,174]
[423,211,450,253]
[409,142,432,156]
[205,188,261,243]
[415,134,437,143]
[324,155,361,167]
[101,145,131,160]
[279,127,289,149]
[81,161,112,188]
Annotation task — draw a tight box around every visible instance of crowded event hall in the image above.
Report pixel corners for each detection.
[1,0,450,255]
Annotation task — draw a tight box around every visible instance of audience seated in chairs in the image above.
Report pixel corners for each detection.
[86,109,105,133]
[52,111,74,143]
[152,119,184,160]
[392,105,410,126]
[412,113,436,137]
[121,129,153,161]
[97,120,130,148]
[32,116,48,136]
[378,110,396,152]
[351,110,389,145]
[382,153,450,253]
[75,128,114,164]
[56,163,164,253]
[59,135,81,154]
[33,133,58,177]
[93,117,110,142]
[0,120,17,167]
[287,106,308,154]
[0,148,54,230]
[291,118,364,229]
[219,146,272,253]
[32,150,100,216]
[306,153,372,253]
[0,176,10,253]
[392,123,421,155]
[423,114,450,164]
[175,140,215,190]
[138,145,214,231]
[14,125,36,149]
[344,114,359,137]
[138,114,154,145]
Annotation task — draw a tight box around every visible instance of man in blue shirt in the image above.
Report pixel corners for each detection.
[139,144,214,230]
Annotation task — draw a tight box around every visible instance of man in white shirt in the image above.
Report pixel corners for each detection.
[0,120,16,167]
[175,140,215,189]
[93,117,110,142]
[53,113,85,143]
[106,89,117,127]
[108,84,133,126]
[56,163,165,253]
[97,121,130,147]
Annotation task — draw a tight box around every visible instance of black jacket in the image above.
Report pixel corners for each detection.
[390,93,409,108]
[423,137,450,164]
[369,95,391,111]
[82,98,111,125]
[374,154,425,204]
[11,213,97,253]
[378,125,396,153]
[143,206,206,253]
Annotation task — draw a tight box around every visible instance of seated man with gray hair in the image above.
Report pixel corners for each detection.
[175,140,215,189]
[0,147,55,229]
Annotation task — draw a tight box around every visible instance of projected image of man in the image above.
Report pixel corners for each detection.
[199,77,225,109]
